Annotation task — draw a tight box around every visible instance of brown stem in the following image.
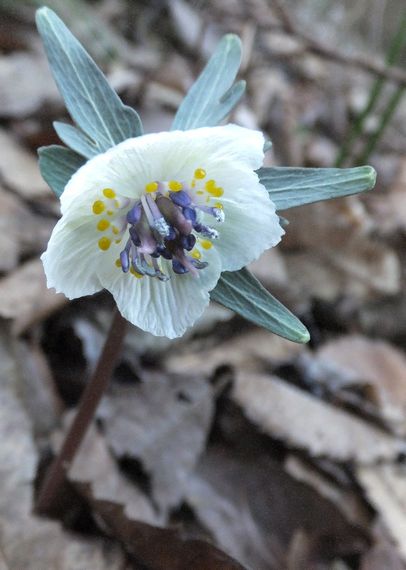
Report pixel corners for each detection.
[36,308,127,515]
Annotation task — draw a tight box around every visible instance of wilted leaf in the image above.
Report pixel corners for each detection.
[98,373,214,512]
[281,201,401,301]
[285,455,371,529]
[357,464,406,563]
[184,446,367,569]
[0,258,66,334]
[167,328,304,376]
[316,336,406,436]
[0,128,48,199]
[0,186,54,272]
[0,51,59,119]
[0,328,126,569]
[67,422,245,570]
[233,373,405,463]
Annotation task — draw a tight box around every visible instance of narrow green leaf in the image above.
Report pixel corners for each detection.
[36,7,142,153]
[53,121,99,159]
[258,166,376,211]
[172,34,245,130]
[38,145,86,198]
[211,268,310,343]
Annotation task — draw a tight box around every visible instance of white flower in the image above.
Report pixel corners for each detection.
[42,125,284,338]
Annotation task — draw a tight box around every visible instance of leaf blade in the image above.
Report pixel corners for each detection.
[53,121,99,159]
[258,166,377,211]
[38,145,86,198]
[211,268,310,343]
[172,34,245,130]
[36,7,142,152]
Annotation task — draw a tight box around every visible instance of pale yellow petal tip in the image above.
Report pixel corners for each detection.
[366,166,377,189]
[298,328,311,344]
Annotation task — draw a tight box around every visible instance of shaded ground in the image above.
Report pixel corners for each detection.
[0,1,406,568]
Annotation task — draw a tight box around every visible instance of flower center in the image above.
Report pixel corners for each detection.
[91,168,225,281]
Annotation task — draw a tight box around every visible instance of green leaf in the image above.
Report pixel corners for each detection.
[172,34,245,130]
[211,268,310,343]
[36,7,142,153]
[258,166,377,211]
[38,145,86,198]
[53,121,99,159]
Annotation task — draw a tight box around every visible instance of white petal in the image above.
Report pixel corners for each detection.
[98,248,222,338]
[206,167,284,271]
[60,124,265,212]
[41,216,105,299]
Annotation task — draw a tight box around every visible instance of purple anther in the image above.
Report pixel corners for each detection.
[190,257,208,270]
[126,203,142,224]
[198,225,219,240]
[169,190,192,207]
[156,244,172,259]
[183,206,197,223]
[119,249,130,273]
[172,259,189,274]
[193,222,203,232]
[181,234,196,251]
[156,196,193,235]
[129,226,141,246]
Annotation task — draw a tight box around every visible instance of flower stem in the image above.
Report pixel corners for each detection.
[36,307,127,515]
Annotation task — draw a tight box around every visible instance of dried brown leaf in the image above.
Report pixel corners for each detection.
[0,129,48,199]
[0,52,59,119]
[233,373,405,463]
[0,258,66,334]
[0,328,126,570]
[357,464,406,563]
[317,335,406,436]
[67,421,245,570]
[184,446,367,569]
[285,455,371,529]
[98,373,214,512]
[0,186,54,272]
[282,201,400,301]
[167,328,304,376]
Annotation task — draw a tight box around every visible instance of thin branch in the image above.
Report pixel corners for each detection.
[271,0,406,87]
[35,307,127,515]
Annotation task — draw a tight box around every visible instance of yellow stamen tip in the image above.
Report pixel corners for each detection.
[115,258,122,268]
[103,188,116,199]
[200,239,212,250]
[92,200,105,215]
[107,210,114,216]
[214,202,223,209]
[191,249,202,259]
[168,180,183,192]
[112,225,120,235]
[97,219,110,231]
[145,182,158,193]
[98,237,111,251]
[194,168,206,180]
[206,180,224,197]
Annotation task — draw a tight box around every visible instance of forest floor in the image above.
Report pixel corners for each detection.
[0,1,406,568]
